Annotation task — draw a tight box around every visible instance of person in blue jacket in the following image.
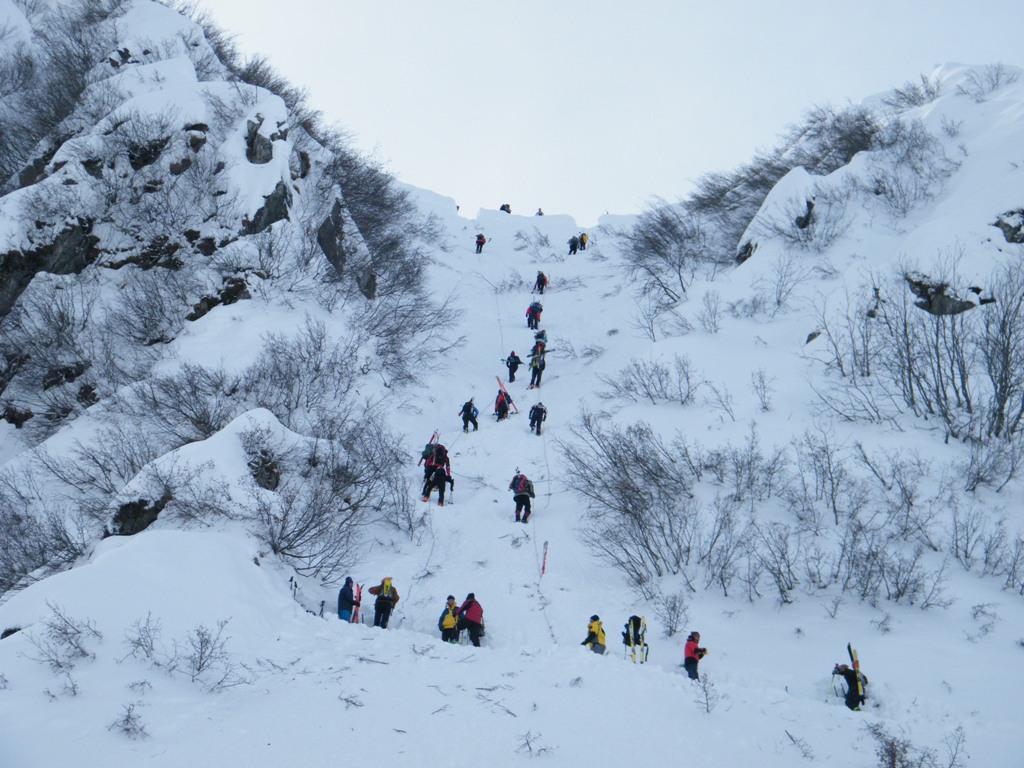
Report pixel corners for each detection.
[337,576,359,621]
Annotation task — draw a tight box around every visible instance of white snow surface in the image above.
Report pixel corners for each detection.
[0,6,1023,766]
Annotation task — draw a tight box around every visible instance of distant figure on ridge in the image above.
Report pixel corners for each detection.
[500,203,512,214]
[535,207,544,216]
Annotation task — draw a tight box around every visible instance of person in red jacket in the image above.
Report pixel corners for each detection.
[475,233,486,254]
[683,630,707,680]
[457,592,485,647]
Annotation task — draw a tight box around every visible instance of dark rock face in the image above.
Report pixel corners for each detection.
[110,494,171,536]
[2,405,33,428]
[904,273,992,316]
[42,361,90,390]
[186,276,251,322]
[0,219,100,317]
[994,210,1024,243]
[245,116,273,164]
[243,181,292,235]
[248,451,281,490]
[128,136,170,171]
[316,199,347,276]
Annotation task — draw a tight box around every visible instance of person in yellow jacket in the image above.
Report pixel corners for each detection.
[438,595,460,644]
[581,615,606,655]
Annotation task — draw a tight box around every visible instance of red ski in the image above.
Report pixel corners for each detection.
[495,376,520,413]
[351,583,363,624]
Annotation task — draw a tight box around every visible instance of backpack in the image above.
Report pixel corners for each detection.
[514,474,530,493]
[420,443,435,461]
[433,444,448,464]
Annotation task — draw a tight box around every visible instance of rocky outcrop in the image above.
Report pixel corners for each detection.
[245,115,273,164]
[243,181,292,235]
[110,493,171,536]
[186,276,251,322]
[316,199,347,276]
[0,219,100,317]
[905,273,995,316]
[994,210,1024,243]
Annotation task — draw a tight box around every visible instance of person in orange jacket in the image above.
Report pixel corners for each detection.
[683,630,707,679]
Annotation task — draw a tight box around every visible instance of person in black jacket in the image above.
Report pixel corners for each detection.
[833,663,868,711]
[505,351,523,383]
[460,398,479,432]
[528,402,547,435]
[422,464,452,506]
[337,576,359,622]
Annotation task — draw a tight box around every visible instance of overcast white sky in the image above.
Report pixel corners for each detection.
[193,1,1024,224]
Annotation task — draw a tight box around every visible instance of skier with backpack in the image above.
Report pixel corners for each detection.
[422,463,453,506]
[457,593,485,647]
[534,271,548,295]
[526,301,543,330]
[833,662,868,711]
[505,350,523,383]
[368,577,400,629]
[579,232,589,250]
[622,615,649,663]
[528,402,547,435]
[509,469,536,522]
[460,398,479,432]
[528,350,545,389]
[438,595,460,644]
[423,442,450,482]
[581,615,607,655]
[682,631,708,680]
[337,576,360,622]
[475,233,486,254]
[568,235,579,255]
[495,389,513,421]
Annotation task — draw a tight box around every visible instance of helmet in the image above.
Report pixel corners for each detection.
[590,615,600,622]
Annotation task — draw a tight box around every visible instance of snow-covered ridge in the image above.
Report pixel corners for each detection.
[1,2,1023,764]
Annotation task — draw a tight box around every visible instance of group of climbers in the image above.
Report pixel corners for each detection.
[567,232,588,255]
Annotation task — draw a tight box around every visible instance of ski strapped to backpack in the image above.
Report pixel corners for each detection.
[418,430,440,466]
[848,642,866,704]
[622,615,649,663]
[351,583,363,624]
[495,375,520,413]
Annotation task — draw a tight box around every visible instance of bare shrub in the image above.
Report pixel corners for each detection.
[170,619,252,691]
[619,201,711,302]
[692,673,719,713]
[863,119,959,218]
[956,63,1019,102]
[599,355,702,407]
[881,73,942,110]
[108,702,148,739]
[557,411,698,595]
[754,185,852,254]
[750,369,774,412]
[654,590,689,638]
[27,602,102,672]
[699,290,722,333]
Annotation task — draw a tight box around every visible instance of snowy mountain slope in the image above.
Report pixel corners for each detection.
[1,3,1023,766]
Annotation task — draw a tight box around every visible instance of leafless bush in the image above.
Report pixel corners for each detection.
[27,602,102,672]
[170,619,252,691]
[854,444,940,548]
[699,290,722,333]
[956,63,1019,102]
[512,228,557,261]
[115,363,241,446]
[863,119,959,218]
[749,521,800,603]
[108,702,148,739]
[692,673,719,713]
[242,316,361,430]
[619,200,711,302]
[881,73,942,110]
[653,590,689,638]
[557,411,699,595]
[599,355,702,407]
[940,116,963,138]
[703,382,735,422]
[122,613,163,665]
[750,369,774,411]
[697,495,744,596]
[754,186,852,254]
[515,731,557,757]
